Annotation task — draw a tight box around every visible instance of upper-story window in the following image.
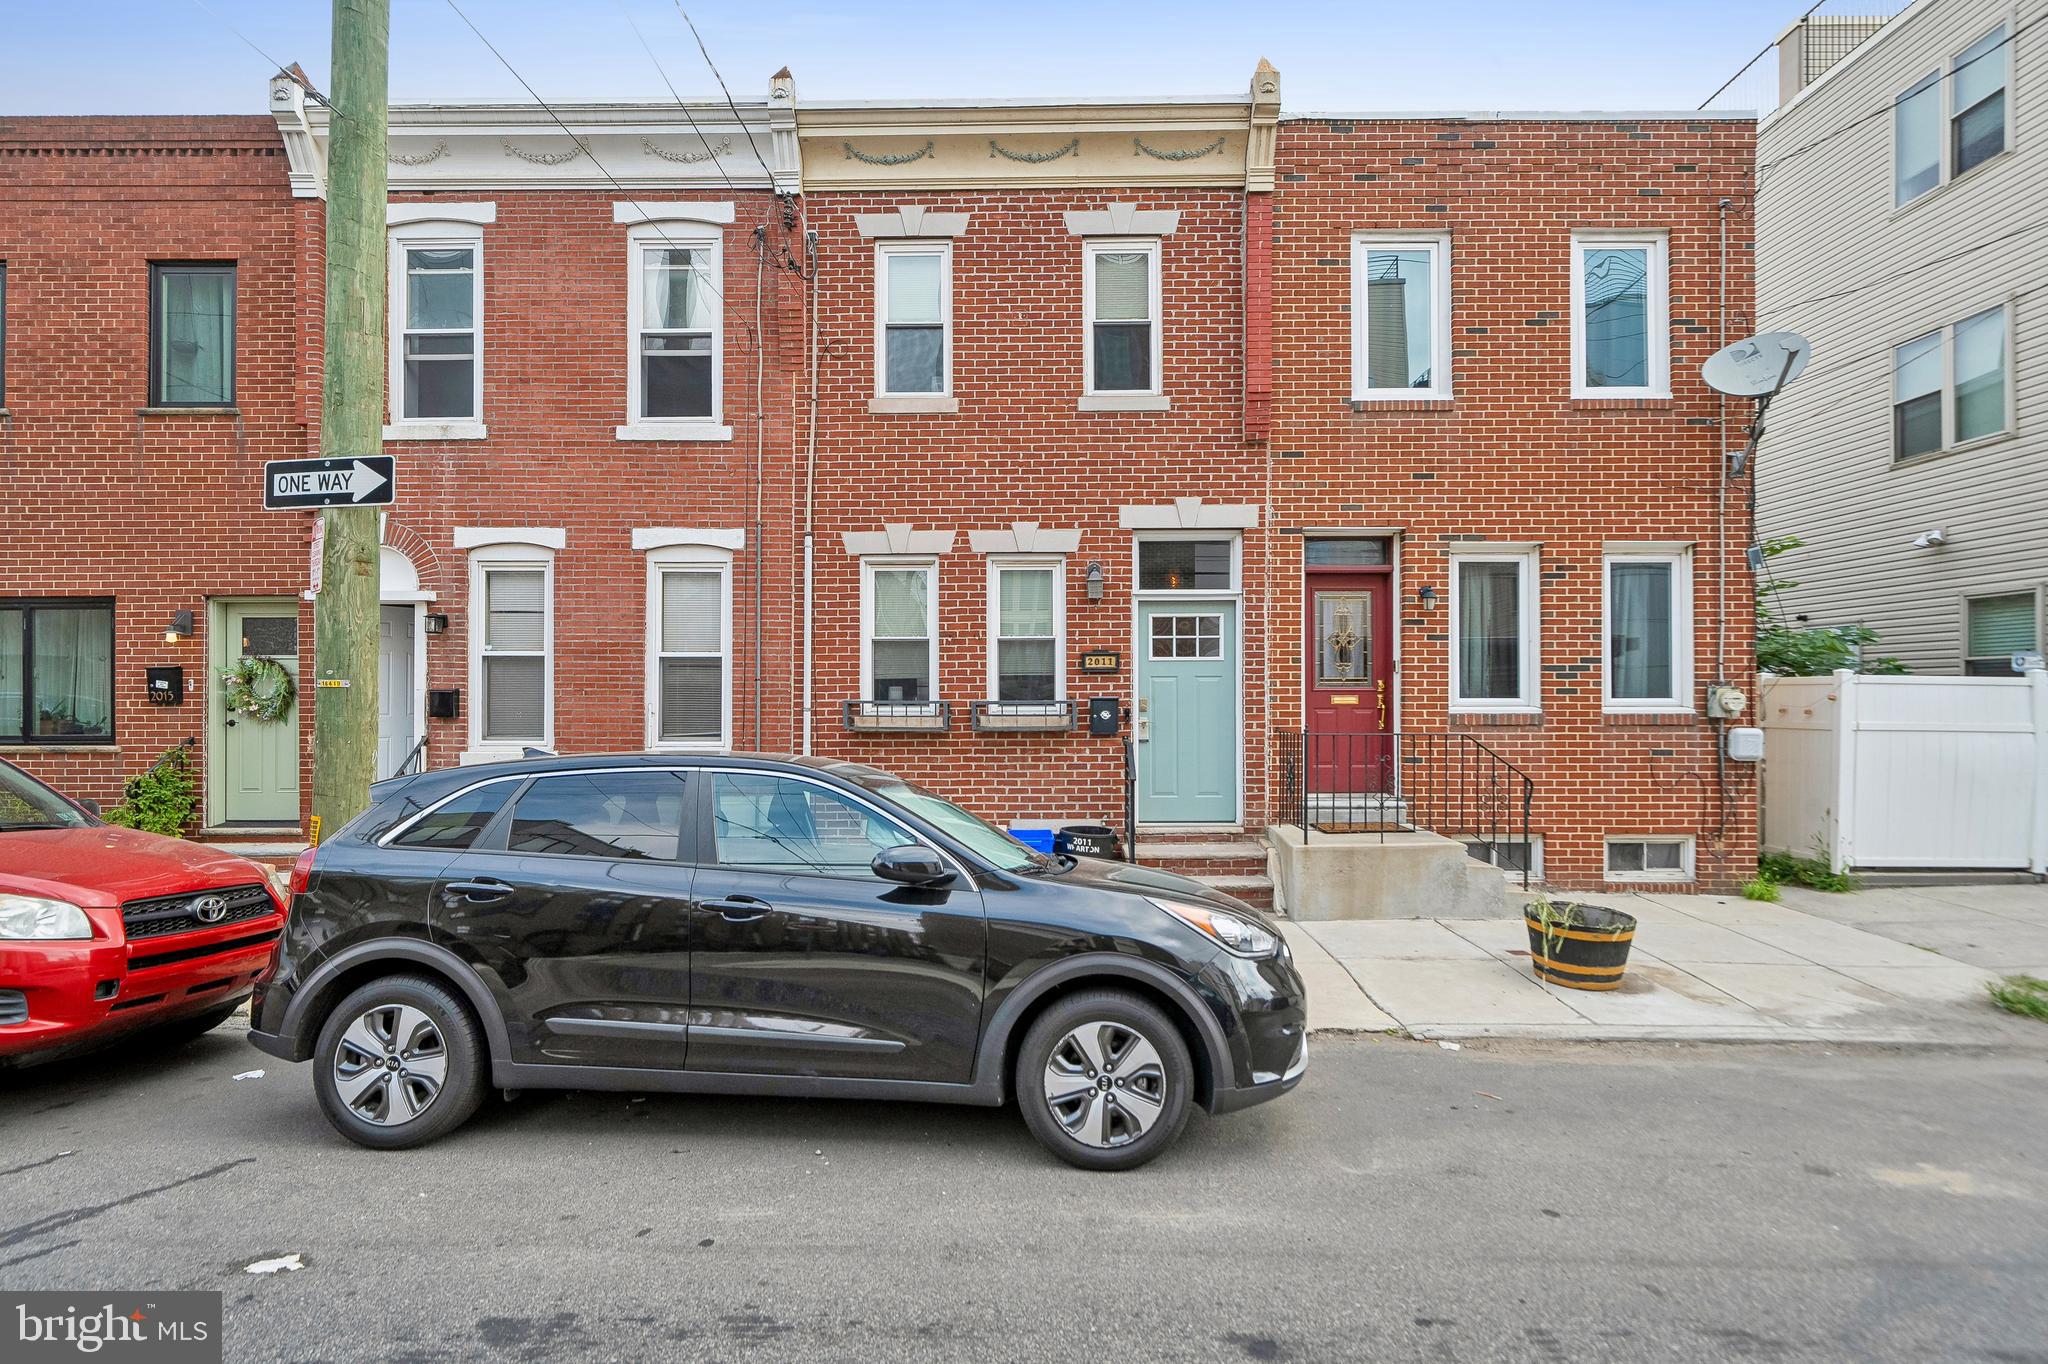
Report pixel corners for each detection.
[629,230,721,426]
[1896,23,2010,207]
[389,223,483,431]
[1571,233,1668,398]
[876,242,950,397]
[1084,239,1161,395]
[1893,304,2009,460]
[0,262,9,408]
[1352,235,1450,400]
[149,263,236,407]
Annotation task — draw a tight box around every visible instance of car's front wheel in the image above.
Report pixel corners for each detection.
[1016,989,1193,1171]
[313,975,485,1150]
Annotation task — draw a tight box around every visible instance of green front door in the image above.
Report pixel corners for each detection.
[1137,601,1239,823]
[214,600,301,825]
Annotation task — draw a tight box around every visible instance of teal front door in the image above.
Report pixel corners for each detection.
[1137,601,1239,823]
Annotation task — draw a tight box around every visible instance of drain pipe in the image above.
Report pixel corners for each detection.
[1713,195,1733,839]
[800,219,820,756]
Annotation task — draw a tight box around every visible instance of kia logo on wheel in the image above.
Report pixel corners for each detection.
[192,895,229,924]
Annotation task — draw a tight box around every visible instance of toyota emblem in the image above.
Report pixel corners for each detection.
[192,895,229,924]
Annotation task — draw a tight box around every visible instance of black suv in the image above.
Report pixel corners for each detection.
[250,753,1306,1170]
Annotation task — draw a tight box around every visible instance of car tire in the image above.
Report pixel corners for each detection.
[1015,989,1194,1172]
[312,975,485,1150]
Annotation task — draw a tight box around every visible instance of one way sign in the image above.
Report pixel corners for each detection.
[263,456,395,510]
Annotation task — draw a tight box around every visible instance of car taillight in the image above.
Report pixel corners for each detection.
[287,846,318,901]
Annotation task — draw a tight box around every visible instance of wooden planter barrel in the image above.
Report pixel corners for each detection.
[1524,902,1638,991]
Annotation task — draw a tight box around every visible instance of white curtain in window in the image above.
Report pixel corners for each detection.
[645,248,713,331]
[1954,307,2007,441]
[161,270,234,404]
[873,570,929,637]
[1457,562,1520,701]
[886,253,941,324]
[1610,563,1673,700]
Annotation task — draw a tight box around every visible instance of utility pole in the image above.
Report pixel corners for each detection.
[310,0,389,837]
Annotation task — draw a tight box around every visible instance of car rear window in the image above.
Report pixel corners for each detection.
[392,781,515,851]
[507,772,686,861]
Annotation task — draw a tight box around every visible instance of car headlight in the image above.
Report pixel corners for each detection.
[1148,897,1279,959]
[0,893,93,941]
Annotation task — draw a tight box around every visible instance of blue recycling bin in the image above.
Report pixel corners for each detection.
[1009,827,1057,855]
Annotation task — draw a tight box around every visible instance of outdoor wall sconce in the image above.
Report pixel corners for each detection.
[1085,562,1105,601]
[164,609,195,644]
[424,613,450,635]
[1416,585,1437,610]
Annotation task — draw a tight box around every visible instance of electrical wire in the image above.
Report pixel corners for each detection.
[613,0,745,201]
[186,0,341,116]
[1763,218,2047,320]
[670,2,776,184]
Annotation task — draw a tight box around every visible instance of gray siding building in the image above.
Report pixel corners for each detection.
[1756,0,2043,674]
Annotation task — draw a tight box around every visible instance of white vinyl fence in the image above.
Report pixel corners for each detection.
[1760,670,2048,873]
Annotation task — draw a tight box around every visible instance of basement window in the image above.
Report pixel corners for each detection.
[1604,836,1692,882]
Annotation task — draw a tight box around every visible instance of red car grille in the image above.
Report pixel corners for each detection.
[121,882,277,940]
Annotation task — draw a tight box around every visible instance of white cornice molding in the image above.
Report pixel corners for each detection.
[388,201,496,226]
[269,74,327,199]
[613,200,736,225]
[768,69,802,196]
[453,527,565,552]
[855,206,972,238]
[968,523,1083,555]
[1064,204,1181,236]
[1118,498,1261,530]
[631,528,747,552]
[840,525,958,556]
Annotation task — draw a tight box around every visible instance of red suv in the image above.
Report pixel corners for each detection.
[0,758,285,1067]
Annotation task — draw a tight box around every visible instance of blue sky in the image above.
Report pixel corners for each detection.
[1,1,1790,115]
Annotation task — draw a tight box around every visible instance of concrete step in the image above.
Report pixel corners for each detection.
[1191,874,1276,911]
[1269,825,1513,920]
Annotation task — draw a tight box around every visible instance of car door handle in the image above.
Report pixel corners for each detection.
[445,879,514,903]
[701,896,771,923]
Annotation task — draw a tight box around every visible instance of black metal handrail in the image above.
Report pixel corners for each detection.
[1276,730,1535,889]
[390,735,429,780]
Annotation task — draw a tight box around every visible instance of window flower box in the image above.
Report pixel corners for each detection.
[843,700,950,733]
[971,700,1077,732]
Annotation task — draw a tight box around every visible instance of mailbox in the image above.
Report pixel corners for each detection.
[1087,697,1121,736]
[427,688,462,720]
[145,666,185,706]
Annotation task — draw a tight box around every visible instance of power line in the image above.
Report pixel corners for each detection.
[670,2,776,185]
[1699,0,1826,110]
[1763,218,2047,319]
[186,0,340,116]
[613,0,744,202]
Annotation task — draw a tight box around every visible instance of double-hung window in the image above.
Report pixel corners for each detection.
[1570,233,1668,398]
[1897,24,2011,206]
[1604,551,1692,712]
[876,242,950,397]
[391,226,482,427]
[1964,590,2040,675]
[646,551,730,749]
[627,229,721,429]
[988,560,1063,703]
[1450,552,1538,712]
[1352,235,1450,399]
[474,560,551,749]
[1893,304,2010,459]
[1085,239,1161,395]
[1,599,116,744]
[863,560,938,705]
[148,263,236,407]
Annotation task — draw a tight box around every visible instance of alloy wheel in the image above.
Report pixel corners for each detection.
[1042,1020,1167,1148]
[332,1003,448,1126]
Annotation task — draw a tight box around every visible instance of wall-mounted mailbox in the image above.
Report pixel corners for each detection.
[145,666,185,706]
[1088,697,1121,736]
[427,688,461,720]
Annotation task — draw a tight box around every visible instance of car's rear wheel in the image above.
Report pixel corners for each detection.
[1015,989,1193,1171]
[313,975,484,1150]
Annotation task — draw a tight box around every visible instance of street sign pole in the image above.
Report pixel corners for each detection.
[311,0,389,835]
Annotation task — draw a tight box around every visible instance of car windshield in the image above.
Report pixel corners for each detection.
[870,780,1050,874]
[0,764,93,830]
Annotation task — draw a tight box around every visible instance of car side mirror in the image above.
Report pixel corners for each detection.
[872,844,955,888]
[77,798,101,817]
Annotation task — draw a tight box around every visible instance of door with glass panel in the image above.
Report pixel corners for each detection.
[214,600,300,825]
[1136,540,1239,823]
[1303,545,1392,799]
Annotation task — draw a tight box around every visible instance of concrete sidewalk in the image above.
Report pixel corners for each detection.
[1287,883,2048,1044]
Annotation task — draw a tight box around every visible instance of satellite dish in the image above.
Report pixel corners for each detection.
[1702,331,1812,397]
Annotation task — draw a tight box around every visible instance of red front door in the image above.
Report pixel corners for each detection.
[1304,570,1393,794]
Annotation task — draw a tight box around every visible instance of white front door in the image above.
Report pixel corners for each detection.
[377,605,417,779]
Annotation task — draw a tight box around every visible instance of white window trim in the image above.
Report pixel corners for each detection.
[874,240,953,400]
[985,556,1067,704]
[1602,549,1694,713]
[1893,17,2016,211]
[1350,233,1452,401]
[860,556,941,705]
[1448,550,1540,714]
[465,543,554,765]
[386,220,486,441]
[1961,585,2043,673]
[1083,237,1163,398]
[1604,835,1695,884]
[1569,232,1670,400]
[1893,301,2014,460]
[618,221,731,443]
[644,543,733,753]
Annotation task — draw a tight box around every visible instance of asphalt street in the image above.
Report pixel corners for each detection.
[3,1018,2046,1363]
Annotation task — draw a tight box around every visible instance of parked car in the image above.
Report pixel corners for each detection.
[250,753,1306,1169]
[0,758,285,1068]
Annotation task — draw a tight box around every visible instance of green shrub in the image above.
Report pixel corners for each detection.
[104,745,198,838]
[1987,975,2048,1023]
[1741,877,1781,903]
[1758,850,1857,894]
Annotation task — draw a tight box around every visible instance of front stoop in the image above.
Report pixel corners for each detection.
[1136,839,1276,910]
[1267,824,1511,920]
